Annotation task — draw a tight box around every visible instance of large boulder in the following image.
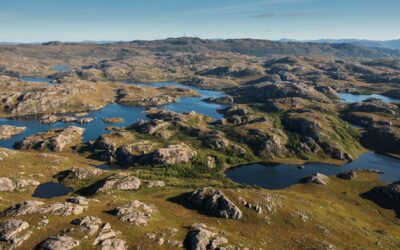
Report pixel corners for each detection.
[86,173,141,194]
[14,126,85,152]
[1,200,45,216]
[38,235,80,250]
[188,188,242,219]
[184,223,228,250]
[71,216,102,236]
[92,223,127,249]
[0,177,39,192]
[110,200,156,226]
[0,219,31,249]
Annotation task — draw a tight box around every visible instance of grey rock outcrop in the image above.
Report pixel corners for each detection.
[150,143,197,165]
[188,188,242,219]
[1,200,45,216]
[184,223,228,250]
[87,173,141,194]
[38,235,80,250]
[0,219,31,250]
[71,216,102,236]
[110,200,156,226]
[14,126,84,152]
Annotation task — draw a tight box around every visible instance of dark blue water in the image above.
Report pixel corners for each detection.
[32,182,73,199]
[338,93,400,103]
[226,152,400,189]
[0,104,147,148]
[125,82,227,119]
[0,82,225,148]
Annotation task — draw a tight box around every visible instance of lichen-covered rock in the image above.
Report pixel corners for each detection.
[38,235,80,250]
[188,188,242,219]
[150,143,197,165]
[93,223,117,246]
[14,179,40,189]
[0,177,15,192]
[0,125,26,140]
[184,223,228,250]
[42,202,87,216]
[71,216,102,236]
[1,200,45,216]
[55,167,103,181]
[0,219,31,249]
[300,173,329,185]
[87,173,141,194]
[100,238,127,250]
[14,126,85,152]
[0,177,39,192]
[110,200,156,226]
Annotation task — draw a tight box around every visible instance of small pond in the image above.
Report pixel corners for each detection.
[32,182,73,199]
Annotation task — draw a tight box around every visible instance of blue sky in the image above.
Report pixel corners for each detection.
[0,0,399,42]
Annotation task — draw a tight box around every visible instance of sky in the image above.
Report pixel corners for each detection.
[0,0,399,42]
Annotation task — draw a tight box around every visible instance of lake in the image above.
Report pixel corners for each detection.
[0,82,226,148]
[225,152,400,189]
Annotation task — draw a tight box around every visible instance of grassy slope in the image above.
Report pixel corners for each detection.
[0,149,399,249]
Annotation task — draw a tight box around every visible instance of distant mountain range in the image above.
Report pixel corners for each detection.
[2,37,400,59]
[280,39,400,50]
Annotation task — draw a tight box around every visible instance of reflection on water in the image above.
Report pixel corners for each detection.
[225,152,400,189]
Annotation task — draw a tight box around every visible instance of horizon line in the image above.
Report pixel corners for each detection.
[1,36,400,45]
